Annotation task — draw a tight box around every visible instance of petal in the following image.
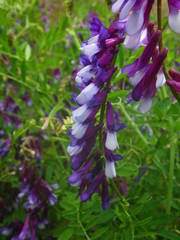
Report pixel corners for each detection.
[105,131,119,151]
[130,67,147,86]
[167,80,180,92]
[18,214,30,240]
[72,122,88,139]
[106,102,114,130]
[156,71,166,88]
[168,10,180,34]
[126,8,144,35]
[121,59,138,76]
[105,161,116,178]
[138,98,152,114]
[76,83,99,105]
[123,33,141,49]
[72,105,92,123]
[80,43,100,60]
[119,0,135,20]
[88,35,99,44]
[75,65,94,84]
[112,0,124,13]
[67,145,83,156]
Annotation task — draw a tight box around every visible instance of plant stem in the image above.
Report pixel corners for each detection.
[98,74,134,239]
[118,101,149,146]
[157,0,169,97]
[157,0,162,51]
[77,204,91,240]
[111,181,135,239]
[167,118,176,215]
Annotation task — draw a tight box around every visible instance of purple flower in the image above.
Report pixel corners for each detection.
[1,222,24,239]
[53,68,61,84]
[19,162,57,210]
[0,138,10,158]
[10,161,58,239]
[68,159,93,186]
[122,29,168,113]
[101,175,110,210]
[18,214,30,240]
[134,165,147,185]
[88,12,104,36]
[167,69,180,93]
[168,0,180,34]
[104,102,125,178]
[112,0,155,49]
[0,96,21,127]
[68,14,126,209]
[21,92,32,106]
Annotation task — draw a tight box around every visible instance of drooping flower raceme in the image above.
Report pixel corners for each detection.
[68,14,125,210]
[122,26,168,113]
[17,162,57,239]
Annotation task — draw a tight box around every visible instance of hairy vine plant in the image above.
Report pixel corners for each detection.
[67,0,180,217]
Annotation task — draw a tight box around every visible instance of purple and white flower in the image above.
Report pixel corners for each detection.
[122,29,168,113]
[68,14,125,209]
[104,102,125,178]
[112,0,154,49]
[168,0,180,34]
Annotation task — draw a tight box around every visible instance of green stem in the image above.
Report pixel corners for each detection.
[77,204,91,240]
[118,101,148,146]
[157,0,162,51]
[111,181,135,240]
[167,118,176,215]
[157,0,169,97]
[98,72,134,239]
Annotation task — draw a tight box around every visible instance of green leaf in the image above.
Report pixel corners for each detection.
[25,43,31,61]
[157,230,180,240]
[90,227,109,240]
[58,229,73,240]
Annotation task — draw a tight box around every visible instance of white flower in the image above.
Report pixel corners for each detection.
[105,131,119,151]
[67,145,83,156]
[72,122,88,139]
[75,65,94,84]
[76,83,99,105]
[105,160,116,178]
[168,10,180,34]
[72,104,91,123]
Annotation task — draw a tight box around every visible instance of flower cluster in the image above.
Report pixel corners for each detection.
[16,161,57,239]
[40,2,51,32]
[0,129,10,158]
[0,95,21,127]
[112,0,180,49]
[112,0,154,50]
[122,24,168,113]
[68,14,126,209]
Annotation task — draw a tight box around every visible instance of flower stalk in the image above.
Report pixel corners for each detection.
[157,0,169,98]
[167,118,176,215]
[118,101,149,146]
